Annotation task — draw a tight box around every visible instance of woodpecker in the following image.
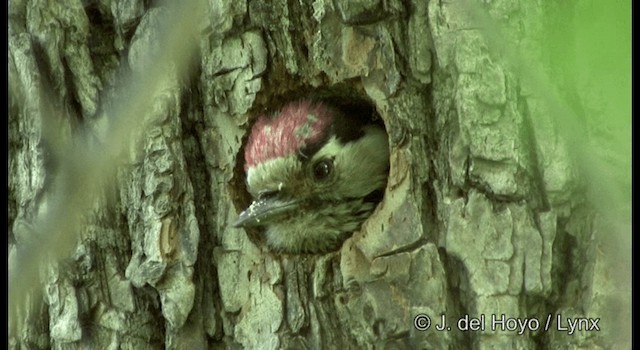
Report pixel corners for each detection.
[234,100,389,253]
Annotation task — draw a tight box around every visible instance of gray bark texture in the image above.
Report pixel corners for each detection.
[8,0,630,349]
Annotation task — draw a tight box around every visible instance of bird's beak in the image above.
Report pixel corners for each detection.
[233,196,300,228]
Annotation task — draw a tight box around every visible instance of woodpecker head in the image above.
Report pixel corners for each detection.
[234,100,389,253]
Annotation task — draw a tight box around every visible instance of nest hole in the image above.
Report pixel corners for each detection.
[230,85,390,253]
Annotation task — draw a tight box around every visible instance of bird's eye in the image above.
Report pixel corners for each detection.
[312,158,333,181]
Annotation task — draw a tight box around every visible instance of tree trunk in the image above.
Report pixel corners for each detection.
[9,0,630,349]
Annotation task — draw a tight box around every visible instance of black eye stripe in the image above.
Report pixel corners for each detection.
[258,190,279,199]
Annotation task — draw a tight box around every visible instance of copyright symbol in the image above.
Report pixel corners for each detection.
[414,314,431,331]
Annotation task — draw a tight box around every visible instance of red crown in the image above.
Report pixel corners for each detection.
[244,101,334,171]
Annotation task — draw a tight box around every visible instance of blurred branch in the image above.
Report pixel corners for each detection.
[460,0,631,344]
[9,0,208,336]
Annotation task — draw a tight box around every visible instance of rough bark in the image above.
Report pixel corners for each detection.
[8,0,630,349]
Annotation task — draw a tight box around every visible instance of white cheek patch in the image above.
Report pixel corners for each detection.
[311,126,389,198]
